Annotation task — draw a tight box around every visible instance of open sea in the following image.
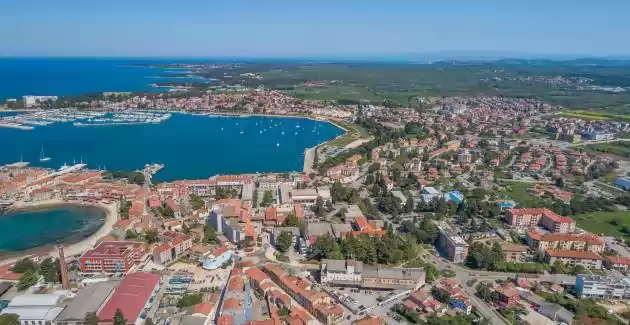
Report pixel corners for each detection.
[0,57,212,101]
[0,205,105,253]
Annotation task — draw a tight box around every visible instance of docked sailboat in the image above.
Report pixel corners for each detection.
[39,146,51,162]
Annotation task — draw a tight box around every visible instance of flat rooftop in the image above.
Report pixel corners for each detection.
[56,281,120,322]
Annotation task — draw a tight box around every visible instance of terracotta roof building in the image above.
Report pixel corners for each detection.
[79,241,145,274]
[545,250,603,270]
[527,231,605,253]
[98,272,160,325]
[507,208,575,233]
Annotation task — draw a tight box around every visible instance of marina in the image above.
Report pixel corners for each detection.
[0,109,172,130]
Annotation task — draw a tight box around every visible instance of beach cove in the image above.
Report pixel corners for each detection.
[0,201,118,259]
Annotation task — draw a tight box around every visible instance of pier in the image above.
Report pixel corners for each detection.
[303,147,316,174]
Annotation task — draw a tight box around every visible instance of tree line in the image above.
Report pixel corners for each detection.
[11,257,62,290]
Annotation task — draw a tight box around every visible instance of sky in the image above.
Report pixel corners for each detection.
[1,0,629,58]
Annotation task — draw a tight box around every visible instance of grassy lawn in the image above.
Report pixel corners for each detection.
[326,119,369,147]
[502,182,537,207]
[573,211,630,239]
[403,258,426,268]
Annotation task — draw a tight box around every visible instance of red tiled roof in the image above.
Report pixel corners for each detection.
[265,207,277,221]
[243,222,256,238]
[245,267,269,284]
[154,243,171,254]
[294,203,304,219]
[529,231,604,245]
[191,303,214,315]
[81,241,145,259]
[113,219,132,229]
[606,256,630,265]
[354,216,370,231]
[217,315,233,325]
[508,208,574,224]
[264,263,286,278]
[495,284,519,298]
[212,247,228,257]
[259,281,277,292]
[228,275,244,291]
[98,272,159,324]
[546,249,602,260]
[353,316,385,325]
[222,297,241,310]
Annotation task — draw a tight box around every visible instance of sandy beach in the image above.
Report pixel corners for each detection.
[49,201,119,258]
[0,200,119,264]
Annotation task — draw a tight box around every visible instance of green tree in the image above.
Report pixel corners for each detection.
[84,312,99,325]
[312,233,339,259]
[177,293,203,308]
[281,213,300,227]
[144,318,154,325]
[189,195,205,210]
[159,203,175,218]
[144,228,159,244]
[260,190,275,207]
[18,270,38,290]
[313,196,325,217]
[119,200,132,220]
[204,224,220,244]
[555,177,565,188]
[125,229,139,240]
[278,307,290,317]
[113,309,127,325]
[431,287,451,303]
[11,258,37,274]
[39,258,61,283]
[104,171,145,185]
[551,260,567,274]
[276,231,294,253]
[182,223,191,235]
[0,314,20,325]
[404,196,415,213]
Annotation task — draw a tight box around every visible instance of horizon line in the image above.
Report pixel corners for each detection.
[2,52,630,61]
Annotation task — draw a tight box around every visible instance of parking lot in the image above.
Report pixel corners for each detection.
[323,286,409,323]
[167,261,231,291]
[519,305,555,325]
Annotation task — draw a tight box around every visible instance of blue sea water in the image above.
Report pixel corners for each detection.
[0,206,105,253]
[0,58,211,101]
[0,113,342,181]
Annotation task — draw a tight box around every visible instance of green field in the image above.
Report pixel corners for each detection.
[560,110,630,121]
[583,141,630,157]
[241,62,630,108]
[574,211,630,239]
[559,111,611,121]
[288,86,383,102]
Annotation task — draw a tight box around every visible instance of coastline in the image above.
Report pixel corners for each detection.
[0,200,119,264]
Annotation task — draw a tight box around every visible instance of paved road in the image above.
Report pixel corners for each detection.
[423,254,576,325]
[465,286,508,325]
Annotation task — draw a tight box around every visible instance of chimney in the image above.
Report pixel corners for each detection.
[57,245,70,290]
